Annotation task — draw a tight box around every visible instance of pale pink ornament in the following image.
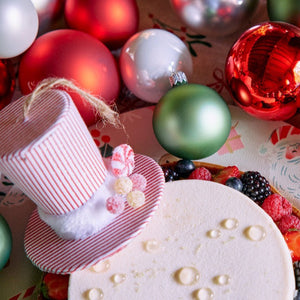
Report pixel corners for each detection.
[0,0,39,58]
[119,29,193,103]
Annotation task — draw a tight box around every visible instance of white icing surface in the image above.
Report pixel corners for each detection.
[69,180,295,299]
[39,159,120,240]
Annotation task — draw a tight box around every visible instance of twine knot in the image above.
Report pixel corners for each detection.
[23,78,121,128]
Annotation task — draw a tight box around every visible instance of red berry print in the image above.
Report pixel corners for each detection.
[94,139,100,147]
[101,135,110,143]
[90,129,101,137]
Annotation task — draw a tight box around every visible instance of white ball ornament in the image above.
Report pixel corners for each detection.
[0,0,39,58]
[119,29,193,103]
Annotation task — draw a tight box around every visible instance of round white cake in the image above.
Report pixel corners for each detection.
[69,180,295,299]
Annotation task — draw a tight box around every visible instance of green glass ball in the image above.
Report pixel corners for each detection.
[267,0,300,27]
[152,84,231,160]
[0,215,12,270]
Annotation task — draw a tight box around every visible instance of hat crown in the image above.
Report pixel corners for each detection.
[0,90,69,158]
[0,90,107,215]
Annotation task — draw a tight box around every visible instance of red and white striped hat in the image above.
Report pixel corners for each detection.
[0,88,165,274]
[0,89,107,215]
[269,124,300,146]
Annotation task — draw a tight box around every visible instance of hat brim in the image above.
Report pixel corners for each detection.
[24,154,165,274]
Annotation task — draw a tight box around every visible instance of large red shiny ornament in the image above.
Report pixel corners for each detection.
[0,59,15,110]
[18,29,120,126]
[64,0,139,50]
[225,22,300,121]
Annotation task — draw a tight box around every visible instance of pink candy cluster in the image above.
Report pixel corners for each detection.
[106,144,147,214]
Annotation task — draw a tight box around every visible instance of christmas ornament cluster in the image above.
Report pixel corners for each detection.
[0,0,300,278]
[0,0,299,159]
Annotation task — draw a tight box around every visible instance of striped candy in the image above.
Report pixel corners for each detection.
[0,90,107,215]
[111,144,135,177]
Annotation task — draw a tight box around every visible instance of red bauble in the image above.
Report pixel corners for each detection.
[18,29,120,126]
[225,22,300,121]
[0,59,15,110]
[64,0,139,50]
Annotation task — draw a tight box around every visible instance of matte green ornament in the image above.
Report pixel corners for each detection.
[153,81,231,160]
[0,215,12,270]
[267,0,300,27]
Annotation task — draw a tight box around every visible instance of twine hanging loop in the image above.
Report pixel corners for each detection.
[23,77,121,127]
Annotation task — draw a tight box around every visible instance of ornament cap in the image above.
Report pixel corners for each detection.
[169,71,188,87]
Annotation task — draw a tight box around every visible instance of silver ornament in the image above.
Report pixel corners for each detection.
[170,0,259,37]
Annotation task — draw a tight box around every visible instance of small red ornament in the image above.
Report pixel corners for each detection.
[225,22,300,121]
[18,29,120,126]
[64,0,139,50]
[0,59,15,110]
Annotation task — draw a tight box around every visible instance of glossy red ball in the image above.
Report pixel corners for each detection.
[64,0,139,50]
[225,22,300,121]
[18,29,120,126]
[0,59,15,110]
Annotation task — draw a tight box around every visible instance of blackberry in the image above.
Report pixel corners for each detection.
[162,167,179,182]
[240,171,271,205]
[294,261,300,290]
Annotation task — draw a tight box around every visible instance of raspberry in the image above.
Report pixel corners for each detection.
[106,195,125,214]
[277,215,300,234]
[129,173,147,191]
[213,166,240,184]
[261,194,292,222]
[188,167,212,181]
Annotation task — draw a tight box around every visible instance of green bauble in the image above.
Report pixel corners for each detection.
[0,215,12,270]
[153,84,231,160]
[267,0,300,27]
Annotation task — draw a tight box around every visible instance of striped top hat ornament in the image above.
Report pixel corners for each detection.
[0,78,165,274]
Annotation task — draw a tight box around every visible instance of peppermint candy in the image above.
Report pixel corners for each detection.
[111,144,135,177]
